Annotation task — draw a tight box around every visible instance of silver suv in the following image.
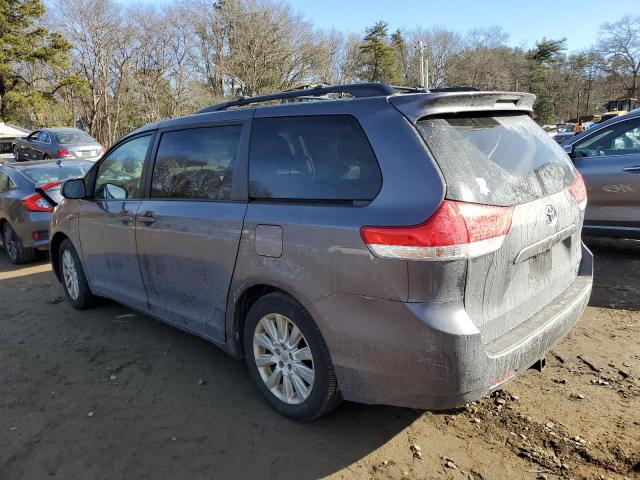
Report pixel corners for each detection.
[51,84,593,421]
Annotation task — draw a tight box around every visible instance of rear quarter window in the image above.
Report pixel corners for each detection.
[417,113,575,206]
[249,115,382,202]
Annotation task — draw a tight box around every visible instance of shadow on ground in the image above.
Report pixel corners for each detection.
[0,254,420,480]
[585,237,640,311]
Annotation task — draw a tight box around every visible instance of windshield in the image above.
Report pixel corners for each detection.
[22,164,91,185]
[417,113,575,206]
[57,131,97,145]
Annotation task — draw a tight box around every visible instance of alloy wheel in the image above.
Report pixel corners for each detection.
[252,313,315,404]
[61,249,80,300]
[3,224,18,261]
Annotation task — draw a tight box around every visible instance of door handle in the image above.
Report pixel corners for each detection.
[622,166,640,173]
[137,211,157,225]
[118,212,134,224]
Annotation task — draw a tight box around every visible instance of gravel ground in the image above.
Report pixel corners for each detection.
[0,239,638,480]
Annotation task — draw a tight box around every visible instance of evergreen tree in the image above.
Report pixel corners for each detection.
[390,29,408,85]
[527,38,566,123]
[358,21,400,83]
[0,0,71,123]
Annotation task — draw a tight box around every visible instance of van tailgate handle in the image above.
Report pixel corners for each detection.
[513,224,577,264]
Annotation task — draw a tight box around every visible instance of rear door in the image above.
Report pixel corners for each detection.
[30,132,49,160]
[135,117,250,340]
[414,112,582,344]
[22,131,40,160]
[78,133,154,308]
[571,116,640,236]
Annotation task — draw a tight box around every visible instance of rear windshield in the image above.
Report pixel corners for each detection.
[22,164,90,185]
[417,114,575,206]
[56,131,96,145]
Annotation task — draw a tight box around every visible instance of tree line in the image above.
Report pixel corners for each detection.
[1,0,640,145]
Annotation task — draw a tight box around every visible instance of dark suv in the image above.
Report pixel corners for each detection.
[51,84,593,421]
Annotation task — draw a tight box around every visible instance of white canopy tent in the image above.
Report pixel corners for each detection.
[0,122,30,138]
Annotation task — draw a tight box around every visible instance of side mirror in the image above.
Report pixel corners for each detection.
[62,178,86,199]
[562,144,573,156]
[103,183,127,199]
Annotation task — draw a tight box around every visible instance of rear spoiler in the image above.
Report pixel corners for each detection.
[389,91,535,123]
[35,186,58,207]
[35,181,61,208]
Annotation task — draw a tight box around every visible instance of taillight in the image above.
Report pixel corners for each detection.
[568,172,587,211]
[360,200,514,261]
[23,193,54,212]
[22,181,61,213]
[57,148,73,158]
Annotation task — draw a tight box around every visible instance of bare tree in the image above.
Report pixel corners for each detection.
[49,0,136,144]
[597,15,640,97]
[405,27,463,87]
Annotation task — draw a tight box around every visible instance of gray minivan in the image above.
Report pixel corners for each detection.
[50,84,593,421]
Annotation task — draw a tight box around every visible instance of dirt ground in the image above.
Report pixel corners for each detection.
[0,240,638,480]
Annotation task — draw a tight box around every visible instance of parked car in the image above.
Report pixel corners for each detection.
[12,128,104,162]
[0,121,30,164]
[0,139,15,164]
[562,109,640,239]
[51,84,593,421]
[551,123,576,144]
[0,159,92,264]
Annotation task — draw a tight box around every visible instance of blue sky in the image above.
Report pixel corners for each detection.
[120,0,637,52]
[285,0,637,52]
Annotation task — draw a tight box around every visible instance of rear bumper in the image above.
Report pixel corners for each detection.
[311,243,593,409]
[13,214,51,249]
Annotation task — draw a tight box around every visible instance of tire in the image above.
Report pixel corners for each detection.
[13,146,22,162]
[243,292,341,421]
[58,239,95,309]
[43,155,49,161]
[2,223,35,264]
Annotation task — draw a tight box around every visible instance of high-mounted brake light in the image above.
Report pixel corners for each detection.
[57,148,73,158]
[360,200,514,261]
[22,181,61,213]
[568,172,587,211]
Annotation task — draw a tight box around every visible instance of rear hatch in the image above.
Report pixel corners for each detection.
[401,97,583,344]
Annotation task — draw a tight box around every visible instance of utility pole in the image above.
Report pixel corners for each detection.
[425,57,429,90]
[417,40,429,89]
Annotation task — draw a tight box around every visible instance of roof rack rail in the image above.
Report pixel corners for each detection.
[428,87,479,92]
[389,85,428,93]
[196,83,397,113]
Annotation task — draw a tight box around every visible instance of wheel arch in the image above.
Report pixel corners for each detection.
[50,232,69,282]
[230,283,305,359]
[0,218,7,246]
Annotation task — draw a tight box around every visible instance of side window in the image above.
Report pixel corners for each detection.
[95,135,151,200]
[611,126,640,151]
[38,132,51,143]
[27,131,40,141]
[151,125,242,200]
[248,115,382,201]
[575,119,640,157]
